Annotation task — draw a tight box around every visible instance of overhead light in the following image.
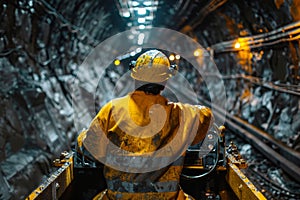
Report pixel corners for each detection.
[137,8,147,15]
[28,0,33,7]
[130,51,136,56]
[136,47,142,53]
[131,1,139,6]
[138,33,145,40]
[145,16,154,20]
[193,49,203,57]
[138,18,146,23]
[122,11,131,18]
[143,1,152,6]
[149,7,157,11]
[139,24,146,29]
[234,42,241,49]
[138,33,145,45]
[114,59,121,66]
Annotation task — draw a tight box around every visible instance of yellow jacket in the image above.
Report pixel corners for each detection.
[77,90,213,200]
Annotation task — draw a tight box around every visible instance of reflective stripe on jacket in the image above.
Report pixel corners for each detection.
[79,90,213,200]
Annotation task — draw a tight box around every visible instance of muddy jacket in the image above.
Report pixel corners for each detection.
[77,90,213,200]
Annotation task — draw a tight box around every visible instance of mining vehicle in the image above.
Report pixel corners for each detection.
[26,125,266,200]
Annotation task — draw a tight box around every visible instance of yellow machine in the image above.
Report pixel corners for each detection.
[26,125,266,200]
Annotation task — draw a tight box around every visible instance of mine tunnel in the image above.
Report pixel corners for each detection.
[0,0,300,199]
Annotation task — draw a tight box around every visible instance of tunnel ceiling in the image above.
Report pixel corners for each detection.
[44,0,300,45]
[44,0,300,81]
[1,0,299,54]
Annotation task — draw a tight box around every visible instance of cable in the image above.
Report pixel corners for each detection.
[221,74,300,96]
[247,165,300,197]
[181,125,220,179]
[211,21,300,53]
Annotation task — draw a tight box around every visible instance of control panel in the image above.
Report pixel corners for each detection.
[182,125,226,178]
